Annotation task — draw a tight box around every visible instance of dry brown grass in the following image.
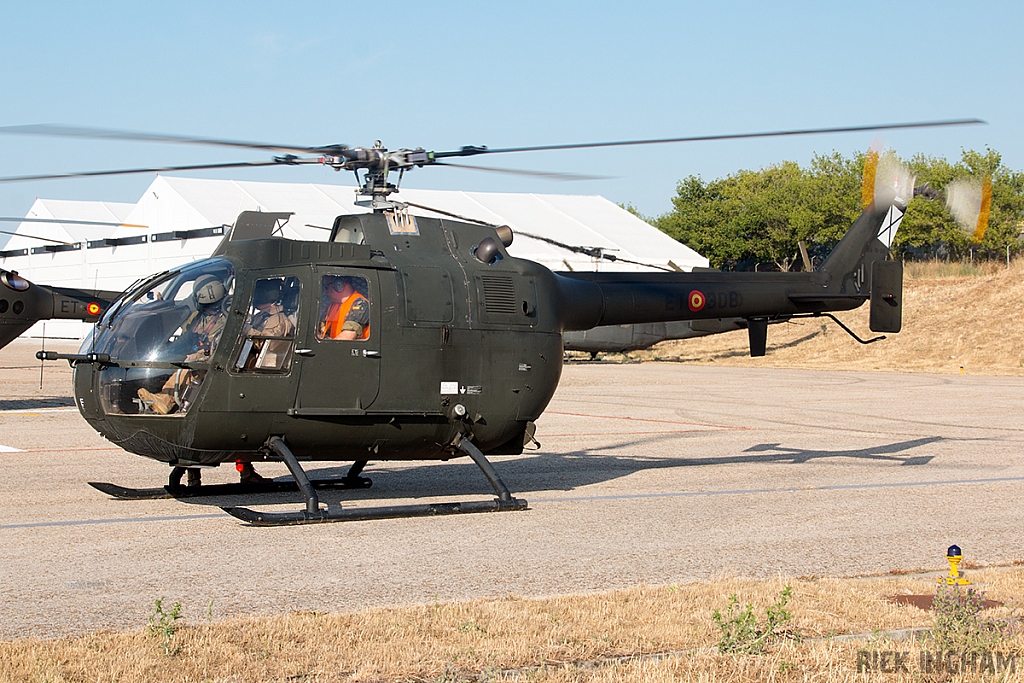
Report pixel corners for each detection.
[507,639,1024,682]
[3,569,1023,682]
[624,259,1024,375]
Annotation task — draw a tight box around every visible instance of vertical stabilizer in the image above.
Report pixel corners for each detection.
[821,190,905,297]
[820,191,905,332]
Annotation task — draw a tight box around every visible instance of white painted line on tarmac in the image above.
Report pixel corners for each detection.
[0,513,226,530]
[0,444,25,452]
[530,475,1024,504]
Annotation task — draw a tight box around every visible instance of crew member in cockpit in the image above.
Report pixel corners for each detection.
[245,278,295,342]
[320,276,370,340]
[137,274,228,415]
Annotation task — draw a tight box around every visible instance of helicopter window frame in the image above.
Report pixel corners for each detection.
[89,260,237,417]
[233,275,302,373]
[316,274,371,342]
[98,269,178,329]
[97,259,234,332]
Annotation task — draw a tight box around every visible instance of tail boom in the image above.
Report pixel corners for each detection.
[0,268,118,349]
[555,198,902,340]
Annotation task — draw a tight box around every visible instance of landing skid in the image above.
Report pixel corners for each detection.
[88,477,370,501]
[89,464,372,501]
[222,436,528,526]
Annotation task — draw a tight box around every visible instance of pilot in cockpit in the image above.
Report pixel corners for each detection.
[136,274,228,415]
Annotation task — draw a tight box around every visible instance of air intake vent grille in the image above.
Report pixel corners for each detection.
[481,275,517,314]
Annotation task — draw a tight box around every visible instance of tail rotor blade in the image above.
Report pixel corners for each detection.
[874,153,916,206]
[861,136,885,207]
[946,176,993,243]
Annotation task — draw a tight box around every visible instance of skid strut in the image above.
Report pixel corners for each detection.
[222,436,527,526]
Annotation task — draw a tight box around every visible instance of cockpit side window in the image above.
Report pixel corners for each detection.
[317,274,370,341]
[234,276,300,372]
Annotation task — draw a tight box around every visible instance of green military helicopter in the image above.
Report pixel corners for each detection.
[0,119,984,525]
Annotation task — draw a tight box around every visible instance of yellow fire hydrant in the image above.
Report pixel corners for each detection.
[937,544,971,585]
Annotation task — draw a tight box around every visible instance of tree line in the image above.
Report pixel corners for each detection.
[649,149,1024,271]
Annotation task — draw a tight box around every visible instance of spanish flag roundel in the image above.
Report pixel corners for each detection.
[688,290,706,312]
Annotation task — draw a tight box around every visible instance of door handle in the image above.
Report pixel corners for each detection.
[363,349,381,358]
[295,349,314,356]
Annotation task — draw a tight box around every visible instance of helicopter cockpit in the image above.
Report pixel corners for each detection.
[86,259,235,416]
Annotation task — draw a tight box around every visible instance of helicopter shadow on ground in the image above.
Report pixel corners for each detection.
[167,432,945,512]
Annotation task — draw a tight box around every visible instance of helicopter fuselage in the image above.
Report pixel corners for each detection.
[70,204,889,470]
[73,214,568,467]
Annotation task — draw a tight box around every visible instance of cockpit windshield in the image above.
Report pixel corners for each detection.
[86,259,234,417]
[86,259,234,363]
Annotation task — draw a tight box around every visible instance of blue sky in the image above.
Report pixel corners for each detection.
[0,1,1016,237]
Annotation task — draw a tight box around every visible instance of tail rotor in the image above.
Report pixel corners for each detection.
[945,176,993,243]
[861,139,993,245]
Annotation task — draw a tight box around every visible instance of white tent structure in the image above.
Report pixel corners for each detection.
[1,176,707,341]
[0,198,136,286]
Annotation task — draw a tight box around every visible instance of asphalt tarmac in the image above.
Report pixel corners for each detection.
[2,341,1022,639]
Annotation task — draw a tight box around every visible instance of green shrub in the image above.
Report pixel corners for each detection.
[712,586,797,654]
[148,598,183,655]
[931,585,1019,654]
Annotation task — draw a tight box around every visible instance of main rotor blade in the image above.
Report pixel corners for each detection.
[0,124,336,155]
[0,228,76,245]
[514,229,674,272]
[0,216,147,227]
[0,158,320,184]
[432,119,986,158]
[433,161,610,181]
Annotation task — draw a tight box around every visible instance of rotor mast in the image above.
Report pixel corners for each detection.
[313,140,450,211]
